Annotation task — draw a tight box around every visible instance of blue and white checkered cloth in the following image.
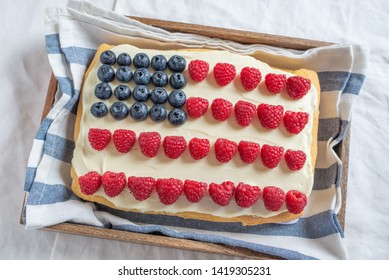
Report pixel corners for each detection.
[23,1,368,259]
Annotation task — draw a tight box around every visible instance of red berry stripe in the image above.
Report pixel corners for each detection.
[87,128,307,169]
[186,59,311,99]
[188,62,304,100]
[78,171,307,213]
[187,98,309,133]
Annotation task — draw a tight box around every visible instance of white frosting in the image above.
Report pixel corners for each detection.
[72,44,319,218]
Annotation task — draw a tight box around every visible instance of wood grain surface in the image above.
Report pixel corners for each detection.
[31,17,347,259]
[128,16,333,50]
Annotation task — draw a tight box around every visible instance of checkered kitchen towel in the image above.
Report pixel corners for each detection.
[23,1,368,259]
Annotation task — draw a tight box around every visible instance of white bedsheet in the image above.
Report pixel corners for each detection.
[1,0,388,259]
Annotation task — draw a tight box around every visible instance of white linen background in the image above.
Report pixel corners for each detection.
[1,0,388,259]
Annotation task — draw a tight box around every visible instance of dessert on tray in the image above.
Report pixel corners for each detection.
[70,43,320,225]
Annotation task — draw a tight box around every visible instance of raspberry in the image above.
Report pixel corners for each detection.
[189,138,210,160]
[262,186,285,211]
[283,111,309,134]
[156,178,184,205]
[211,98,233,121]
[79,171,102,195]
[239,67,261,91]
[215,138,238,163]
[188,59,209,82]
[213,63,236,86]
[257,104,284,129]
[88,128,111,151]
[112,129,136,153]
[128,176,156,201]
[138,131,161,157]
[183,179,208,203]
[265,73,287,94]
[284,149,306,171]
[238,141,260,164]
[208,181,235,206]
[261,144,284,168]
[235,182,261,208]
[234,100,256,127]
[102,171,126,197]
[286,76,311,99]
[185,97,209,119]
[163,136,187,159]
[286,190,307,214]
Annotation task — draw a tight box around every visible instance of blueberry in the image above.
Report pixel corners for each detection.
[97,64,115,82]
[151,71,168,87]
[169,72,187,89]
[114,85,131,100]
[117,52,131,66]
[133,85,150,102]
[90,102,108,117]
[168,90,186,108]
[133,68,151,85]
[168,55,186,72]
[151,55,167,71]
[94,82,112,99]
[133,53,150,68]
[149,104,167,122]
[130,102,148,121]
[110,102,129,120]
[168,108,187,126]
[99,50,116,65]
[116,66,133,83]
[150,87,168,104]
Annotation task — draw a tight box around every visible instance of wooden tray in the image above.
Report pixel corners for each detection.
[25,17,348,260]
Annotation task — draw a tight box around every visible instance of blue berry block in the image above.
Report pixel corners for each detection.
[100,50,116,65]
[150,87,168,104]
[149,104,167,122]
[133,53,150,68]
[90,102,108,117]
[168,55,186,72]
[168,89,186,108]
[110,102,129,120]
[116,66,133,83]
[133,85,150,102]
[134,68,151,85]
[114,85,131,101]
[117,52,132,66]
[94,82,112,100]
[151,55,167,71]
[151,71,168,87]
[130,102,148,121]
[169,73,187,89]
[97,64,115,82]
[168,108,187,126]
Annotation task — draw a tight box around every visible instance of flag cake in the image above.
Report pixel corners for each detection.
[70,43,320,225]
